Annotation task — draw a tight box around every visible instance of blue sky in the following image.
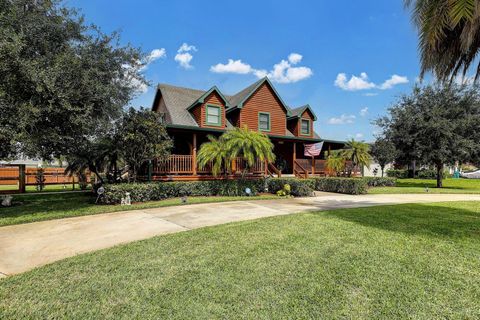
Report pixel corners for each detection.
[68,0,420,142]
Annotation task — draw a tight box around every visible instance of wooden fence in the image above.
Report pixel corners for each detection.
[0,165,90,193]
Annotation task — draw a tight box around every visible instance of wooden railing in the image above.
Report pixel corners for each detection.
[152,155,268,176]
[235,157,266,174]
[293,160,309,179]
[294,158,361,177]
[267,162,282,177]
[153,155,193,174]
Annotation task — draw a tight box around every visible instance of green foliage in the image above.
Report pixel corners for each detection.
[100,180,265,204]
[371,138,397,177]
[376,84,480,187]
[405,0,480,81]
[197,127,275,177]
[0,0,146,160]
[362,177,397,187]
[325,150,346,176]
[267,178,315,197]
[276,183,292,197]
[341,139,371,176]
[197,135,228,176]
[313,177,368,195]
[117,108,172,181]
[386,169,409,179]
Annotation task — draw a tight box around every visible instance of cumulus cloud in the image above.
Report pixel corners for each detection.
[175,43,197,69]
[379,74,409,89]
[360,107,368,117]
[328,114,356,125]
[334,72,376,91]
[288,53,303,64]
[209,53,313,84]
[210,59,253,74]
[335,72,409,91]
[147,48,166,62]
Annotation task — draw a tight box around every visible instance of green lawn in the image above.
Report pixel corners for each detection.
[369,178,480,194]
[0,192,279,227]
[1,201,479,319]
[0,184,90,193]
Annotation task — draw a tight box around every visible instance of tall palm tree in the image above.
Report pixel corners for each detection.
[405,0,480,82]
[223,127,275,176]
[197,135,229,177]
[341,139,371,177]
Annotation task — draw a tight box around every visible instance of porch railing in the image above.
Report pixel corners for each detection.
[152,155,267,175]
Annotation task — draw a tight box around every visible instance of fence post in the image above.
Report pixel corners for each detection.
[19,164,26,193]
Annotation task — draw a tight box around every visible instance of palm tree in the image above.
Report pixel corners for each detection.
[325,151,346,176]
[405,0,480,82]
[223,127,275,177]
[341,139,371,177]
[197,135,229,177]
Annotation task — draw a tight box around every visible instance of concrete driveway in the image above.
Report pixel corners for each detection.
[1,193,480,277]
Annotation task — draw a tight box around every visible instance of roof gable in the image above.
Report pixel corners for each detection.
[226,77,291,115]
[186,86,231,110]
[287,104,317,121]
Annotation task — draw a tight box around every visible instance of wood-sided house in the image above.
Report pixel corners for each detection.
[151,77,345,180]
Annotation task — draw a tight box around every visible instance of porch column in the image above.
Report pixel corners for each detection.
[192,133,197,175]
[312,157,315,175]
[293,142,296,163]
[19,164,26,193]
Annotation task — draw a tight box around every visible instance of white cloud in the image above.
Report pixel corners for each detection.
[175,43,197,69]
[334,72,376,91]
[335,72,409,91]
[288,53,303,64]
[355,133,364,139]
[454,74,475,85]
[379,74,409,89]
[363,92,378,96]
[147,48,166,62]
[209,53,313,84]
[328,114,356,125]
[360,107,368,117]
[210,59,253,74]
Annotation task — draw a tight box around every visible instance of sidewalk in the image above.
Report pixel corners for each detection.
[1,193,479,276]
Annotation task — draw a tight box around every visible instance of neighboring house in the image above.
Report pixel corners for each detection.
[151,77,346,180]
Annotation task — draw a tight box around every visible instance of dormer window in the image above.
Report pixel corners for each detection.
[258,112,271,131]
[206,105,221,126]
[300,119,310,135]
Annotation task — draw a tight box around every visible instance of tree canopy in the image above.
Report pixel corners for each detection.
[405,0,480,82]
[375,83,480,187]
[371,138,397,177]
[0,0,146,160]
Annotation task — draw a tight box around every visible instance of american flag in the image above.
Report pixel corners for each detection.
[304,141,324,157]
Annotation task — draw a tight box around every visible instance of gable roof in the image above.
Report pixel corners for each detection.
[186,86,231,111]
[226,77,291,116]
[152,84,205,127]
[287,104,318,121]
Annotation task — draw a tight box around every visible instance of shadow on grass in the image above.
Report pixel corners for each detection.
[323,202,480,240]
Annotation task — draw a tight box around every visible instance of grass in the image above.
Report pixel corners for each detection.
[369,178,480,194]
[0,192,279,227]
[1,201,479,319]
[0,184,90,193]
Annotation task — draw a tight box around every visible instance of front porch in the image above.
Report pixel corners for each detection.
[146,131,356,181]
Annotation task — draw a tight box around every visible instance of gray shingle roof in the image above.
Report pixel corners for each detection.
[153,79,321,140]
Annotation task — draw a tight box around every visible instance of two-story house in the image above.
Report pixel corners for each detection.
[151,77,345,180]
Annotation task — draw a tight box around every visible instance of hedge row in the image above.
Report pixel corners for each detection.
[362,177,396,187]
[99,176,397,204]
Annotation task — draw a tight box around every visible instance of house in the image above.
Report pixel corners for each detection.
[151,77,346,180]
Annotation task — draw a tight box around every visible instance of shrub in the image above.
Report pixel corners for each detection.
[362,177,396,187]
[267,178,315,197]
[100,179,264,204]
[386,169,408,178]
[313,177,368,195]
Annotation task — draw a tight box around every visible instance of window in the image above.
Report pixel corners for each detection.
[258,112,270,131]
[301,119,310,135]
[206,105,221,126]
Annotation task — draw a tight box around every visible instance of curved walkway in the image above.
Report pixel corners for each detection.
[1,193,480,277]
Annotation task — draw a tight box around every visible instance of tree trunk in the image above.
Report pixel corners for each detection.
[412,160,416,178]
[381,165,384,177]
[436,162,443,188]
